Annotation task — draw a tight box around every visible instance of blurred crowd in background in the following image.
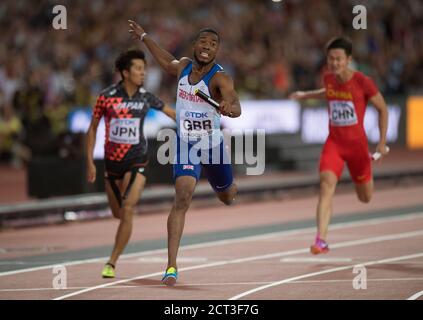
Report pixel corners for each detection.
[1,0,422,166]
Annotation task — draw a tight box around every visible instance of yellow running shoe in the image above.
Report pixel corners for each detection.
[102,263,115,278]
[161,266,177,286]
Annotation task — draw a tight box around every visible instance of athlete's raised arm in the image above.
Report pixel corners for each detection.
[289,88,326,100]
[128,20,189,77]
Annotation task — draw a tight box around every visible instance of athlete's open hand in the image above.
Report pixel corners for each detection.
[128,20,145,40]
[219,101,234,117]
[87,162,96,183]
[289,91,307,100]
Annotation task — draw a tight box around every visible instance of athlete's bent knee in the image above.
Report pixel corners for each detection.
[218,185,237,206]
[120,205,134,223]
[358,193,372,203]
[320,180,336,196]
[174,191,193,212]
[111,209,121,220]
[220,195,234,206]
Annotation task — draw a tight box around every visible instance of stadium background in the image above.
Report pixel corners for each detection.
[0,0,422,225]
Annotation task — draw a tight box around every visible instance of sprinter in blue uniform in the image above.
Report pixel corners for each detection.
[129,20,242,285]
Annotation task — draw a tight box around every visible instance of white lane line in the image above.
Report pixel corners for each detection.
[136,257,209,263]
[407,290,423,300]
[53,229,423,300]
[53,261,226,300]
[3,278,423,294]
[291,277,423,284]
[2,211,423,278]
[281,257,353,263]
[1,282,272,293]
[229,252,423,300]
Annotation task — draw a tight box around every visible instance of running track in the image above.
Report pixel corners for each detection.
[0,184,422,300]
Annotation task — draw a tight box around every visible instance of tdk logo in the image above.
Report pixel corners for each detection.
[185,111,208,118]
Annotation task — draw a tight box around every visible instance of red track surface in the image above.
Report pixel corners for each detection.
[1,184,422,300]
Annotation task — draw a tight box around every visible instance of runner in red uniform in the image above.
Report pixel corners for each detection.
[290,37,389,254]
[86,49,175,278]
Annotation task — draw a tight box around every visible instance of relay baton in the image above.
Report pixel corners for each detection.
[372,146,390,161]
[194,89,220,110]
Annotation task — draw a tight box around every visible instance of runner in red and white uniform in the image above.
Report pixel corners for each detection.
[290,37,389,254]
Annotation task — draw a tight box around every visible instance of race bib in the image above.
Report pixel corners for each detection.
[109,118,140,144]
[179,110,214,140]
[329,100,358,126]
